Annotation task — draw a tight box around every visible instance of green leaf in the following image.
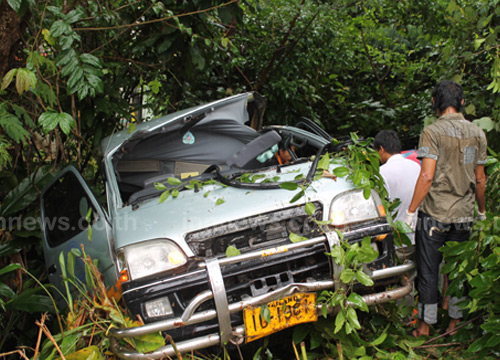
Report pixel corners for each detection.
[473,117,495,132]
[279,182,299,191]
[63,8,84,25]
[0,112,30,143]
[159,190,170,203]
[221,37,230,48]
[67,67,84,92]
[86,73,103,93]
[0,263,22,276]
[80,53,102,68]
[340,269,355,283]
[171,188,179,198]
[154,182,167,191]
[290,189,305,203]
[370,332,387,346]
[0,166,54,217]
[15,68,36,95]
[260,304,271,323]
[0,283,16,299]
[318,153,330,171]
[215,198,225,206]
[333,166,350,177]
[190,46,205,71]
[363,186,371,199]
[50,20,72,37]
[39,111,75,134]
[127,123,136,134]
[57,49,77,67]
[67,250,76,280]
[39,111,59,133]
[61,57,79,77]
[148,79,161,94]
[485,332,500,347]
[226,245,241,257]
[334,310,346,333]
[59,333,80,356]
[57,112,75,135]
[60,33,76,50]
[289,232,307,243]
[64,346,105,360]
[77,84,89,100]
[158,39,173,54]
[6,293,55,313]
[134,332,165,354]
[447,241,477,256]
[167,177,182,186]
[7,0,22,12]
[355,269,374,286]
[481,253,499,268]
[467,334,491,353]
[357,245,379,263]
[393,220,413,234]
[321,303,328,318]
[347,292,368,312]
[305,202,316,216]
[1,68,17,90]
[346,307,361,329]
[292,325,310,344]
[474,38,486,51]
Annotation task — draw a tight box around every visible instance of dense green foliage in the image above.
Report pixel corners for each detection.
[1,0,500,358]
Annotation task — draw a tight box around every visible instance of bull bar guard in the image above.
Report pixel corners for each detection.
[109,233,416,359]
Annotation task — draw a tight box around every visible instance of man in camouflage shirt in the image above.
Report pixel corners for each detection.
[405,80,487,337]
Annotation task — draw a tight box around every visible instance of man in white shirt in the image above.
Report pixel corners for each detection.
[374,130,421,248]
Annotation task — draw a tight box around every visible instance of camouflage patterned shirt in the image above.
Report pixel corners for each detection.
[417,113,487,223]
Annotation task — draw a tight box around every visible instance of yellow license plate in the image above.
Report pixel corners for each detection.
[243,293,317,343]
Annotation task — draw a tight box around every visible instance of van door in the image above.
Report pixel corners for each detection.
[40,166,116,301]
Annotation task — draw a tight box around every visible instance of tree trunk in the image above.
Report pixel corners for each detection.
[0,2,22,77]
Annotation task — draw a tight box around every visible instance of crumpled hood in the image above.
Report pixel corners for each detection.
[101,93,258,159]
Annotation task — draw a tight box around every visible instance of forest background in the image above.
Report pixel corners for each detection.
[1,0,500,359]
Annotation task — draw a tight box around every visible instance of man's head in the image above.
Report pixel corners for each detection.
[373,130,401,164]
[431,80,465,114]
[276,141,292,164]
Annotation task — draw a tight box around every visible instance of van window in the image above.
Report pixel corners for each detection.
[42,171,95,247]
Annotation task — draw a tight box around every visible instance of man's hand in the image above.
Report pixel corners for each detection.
[404,209,416,230]
[476,211,486,221]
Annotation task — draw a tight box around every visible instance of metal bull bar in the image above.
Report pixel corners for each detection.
[109,234,416,359]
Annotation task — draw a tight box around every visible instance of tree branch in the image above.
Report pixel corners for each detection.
[73,0,239,32]
[255,0,306,91]
[359,26,393,108]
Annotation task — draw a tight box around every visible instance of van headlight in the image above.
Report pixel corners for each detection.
[122,239,187,280]
[329,189,384,226]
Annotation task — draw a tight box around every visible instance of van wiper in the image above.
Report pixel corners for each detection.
[207,143,330,190]
[128,172,218,207]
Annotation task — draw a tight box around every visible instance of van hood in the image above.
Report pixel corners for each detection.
[100,92,264,159]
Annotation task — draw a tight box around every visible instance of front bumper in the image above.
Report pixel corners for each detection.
[109,228,415,359]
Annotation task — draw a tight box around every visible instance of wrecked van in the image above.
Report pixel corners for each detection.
[40,92,415,358]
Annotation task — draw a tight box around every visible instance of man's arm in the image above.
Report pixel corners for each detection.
[408,157,437,213]
[475,164,486,213]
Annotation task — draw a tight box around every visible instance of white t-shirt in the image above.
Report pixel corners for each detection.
[380,154,421,244]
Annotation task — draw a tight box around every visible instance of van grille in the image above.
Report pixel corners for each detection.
[185,203,324,257]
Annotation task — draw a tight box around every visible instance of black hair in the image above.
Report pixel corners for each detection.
[431,80,464,113]
[373,130,401,154]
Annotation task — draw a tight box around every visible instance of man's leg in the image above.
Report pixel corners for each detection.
[414,213,447,335]
[444,222,471,334]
